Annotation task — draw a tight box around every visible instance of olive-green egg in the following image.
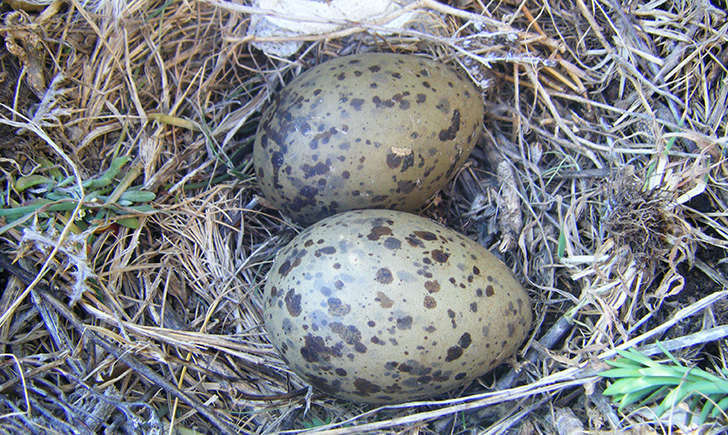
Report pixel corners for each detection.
[262,209,532,404]
[253,53,484,225]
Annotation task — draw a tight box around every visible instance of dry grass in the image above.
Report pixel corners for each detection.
[0,0,727,432]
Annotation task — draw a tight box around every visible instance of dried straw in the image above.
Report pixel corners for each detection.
[0,0,726,432]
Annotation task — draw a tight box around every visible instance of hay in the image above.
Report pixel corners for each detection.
[0,0,727,432]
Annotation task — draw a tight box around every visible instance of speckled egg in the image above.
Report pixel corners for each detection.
[254,53,484,225]
[262,209,532,404]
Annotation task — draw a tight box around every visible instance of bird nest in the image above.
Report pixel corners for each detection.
[0,0,727,432]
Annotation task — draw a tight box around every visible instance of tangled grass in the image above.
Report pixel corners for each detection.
[0,0,726,432]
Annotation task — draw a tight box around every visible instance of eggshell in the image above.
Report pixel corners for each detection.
[254,53,484,224]
[262,209,532,403]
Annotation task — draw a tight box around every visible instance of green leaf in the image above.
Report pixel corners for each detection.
[656,342,682,367]
[116,217,140,229]
[0,199,53,220]
[130,204,155,212]
[15,175,53,192]
[0,198,87,223]
[45,191,71,201]
[119,190,155,203]
[83,156,130,190]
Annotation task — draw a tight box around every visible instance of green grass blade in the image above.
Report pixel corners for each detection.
[637,365,689,378]
[600,368,643,378]
[682,367,728,385]
[656,386,695,416]
[602,345,728,425]
[655,342,683,367]
[604,376,684,396]
[618,386,666,410]
[710,395,728,418]
[0,209,35,236]
[686,380,728,396]
[616,349,661,367]
[640,385,670,406]
[557,226,566,258]
[696,394,721,425]
[605,357,643,370]
[604,378,656,396]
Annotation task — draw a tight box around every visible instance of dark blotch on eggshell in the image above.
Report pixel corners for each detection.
[431,249,450,263]
[354,378,381,395]
[397,316,413,330]
[384,237,401,249]
[253,53,484,224]
[284,290,302,317]
[438,109,461,141]
[327,297,351,316]
[445,346,463,362]
[300,333,342,363]
[263,210,532,404]
[458,332,472,348]
[424,295,437,309]
[425,280,440,293]
[376,268,394,284]
[368,226,392,240]
[414,231,437,241]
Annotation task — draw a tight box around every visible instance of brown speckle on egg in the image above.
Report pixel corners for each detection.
[424,280,440,293]
[368,226,392,240]
[375,291,394,308]
[431,249,450,263]
[424,295,437,309]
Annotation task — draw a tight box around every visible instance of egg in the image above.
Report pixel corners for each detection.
[262,209,532,404]
[254,53,484,224]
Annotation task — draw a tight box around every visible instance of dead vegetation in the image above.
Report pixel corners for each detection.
[0,0,727,432]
